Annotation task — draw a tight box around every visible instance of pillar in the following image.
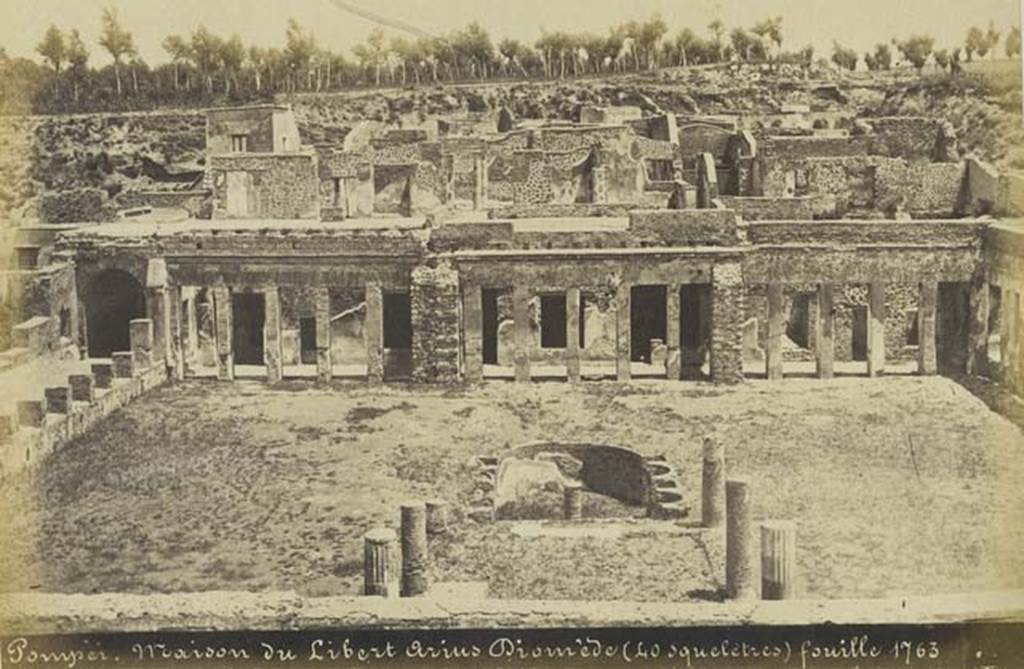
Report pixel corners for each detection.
[464,284,484,383]
[999,287,1012,381]
[702,437,725,528]
[816,283,834,379]
[400,502,428,597]
[264,286,283,383]
[315,286,333,382]
[666,284,681,380]
[146,258,171,365]
[129,318,154,370]
[212,285,234,381]
[363,529,398,597]
[917,280,938,376]
[866,281,886,377]
[565,288,581,383]
[512,285,531,383]
[442,154,456,204]
[616,282,631,381]
[710,263,745,384]
[765,283,784,381]
[1008,290,1021,391]
[760,520,797,600]
[168,285,185,380]
[966,272,989,377]
[147,288,171,364]
[185,290,199,368]
[725,478,754,600]
[563,482,583,520]
[365,282,384,384]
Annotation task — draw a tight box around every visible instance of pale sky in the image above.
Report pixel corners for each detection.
[2,0,1021,66]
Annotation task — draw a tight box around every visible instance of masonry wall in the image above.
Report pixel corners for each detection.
[209,153,320,219]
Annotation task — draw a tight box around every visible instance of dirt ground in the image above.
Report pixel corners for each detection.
[1,375,1022,602]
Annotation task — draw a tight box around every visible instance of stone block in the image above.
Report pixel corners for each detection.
[69,374,95,402]
[44,387,69,414]
[112,352,134,378]
[91,363,114,389]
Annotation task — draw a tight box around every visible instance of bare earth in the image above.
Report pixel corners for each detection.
[2,376,1022,602]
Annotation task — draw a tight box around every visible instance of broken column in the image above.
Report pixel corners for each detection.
[565,288,581,383]
[44,387,69,414]
[314,286,332,382]
[512,285,531,383]
[112,352,134,378]
[815,283,835,379]
[212,286,234,381]
[563,482,583,520]
[91,363,113,389]
[400,502,428,597]
[702,437,726,528]
[464,284,484,383]
[264,286,284,383]
[725,477,754,600]
[68,374,94,403]
[710,263,745,384]
[917,280,938,376]
[411,264,461,384]
[665,284,681,380]
[615,281,632,381]
[866,281,886,377]
[696,153,719,208]
[364,282,384,384]
[765,283,784,381]
[363,528,398,597]
[129,318,154,370]
[761,520,797,600]
[967,272,989,377]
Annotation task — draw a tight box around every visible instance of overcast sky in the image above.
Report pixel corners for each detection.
[3,0,1021,66]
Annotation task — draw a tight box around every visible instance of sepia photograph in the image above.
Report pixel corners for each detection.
[0,0,1023,665]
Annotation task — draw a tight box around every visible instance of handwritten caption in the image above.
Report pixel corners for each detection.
[1,634,945,668]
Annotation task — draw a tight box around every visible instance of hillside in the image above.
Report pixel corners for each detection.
[0,62,1020,222]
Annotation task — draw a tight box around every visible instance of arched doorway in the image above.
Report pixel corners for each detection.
[86,269,146,358]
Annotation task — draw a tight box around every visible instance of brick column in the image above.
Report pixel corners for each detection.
[710,262,744,384]
[665,284,681,380]
[212,285,234,381]
[184,289,199,372]
[616,282,631,381]
[867,281,886,377]
[411,264,461,384]
[264,286,283,383]
[565,288,581,383]
[765,283,784,381]
[815,283,834,379]
[464,284,484,383]
[966,272,989,377]
[917,281,938,376]
[512,285,531,383]
[365,282,384,384]
[315,286,333,382]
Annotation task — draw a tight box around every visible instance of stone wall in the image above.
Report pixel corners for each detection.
[37,188,113,223]
[719,196,823,221]
[114,190,212,219]
[209,153,319,219]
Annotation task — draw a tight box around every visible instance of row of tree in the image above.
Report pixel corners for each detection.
[831,23,1021,73]
[5,8,1022,115]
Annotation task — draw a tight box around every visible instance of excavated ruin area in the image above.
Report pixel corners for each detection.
[1,376,1022,603]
